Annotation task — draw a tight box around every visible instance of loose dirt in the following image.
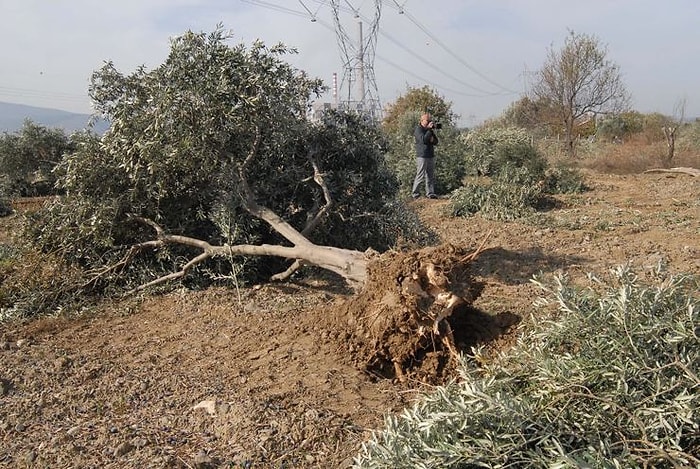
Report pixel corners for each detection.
[1,169,698,468]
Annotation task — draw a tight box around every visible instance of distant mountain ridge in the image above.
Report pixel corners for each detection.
[0,101,109,134]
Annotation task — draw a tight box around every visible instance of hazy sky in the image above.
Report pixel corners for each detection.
[1,0,697,126]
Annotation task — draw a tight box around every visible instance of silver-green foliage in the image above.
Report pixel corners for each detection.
[354,266,699,468]
[450,177,541,221]
[453,126,586,221]
[23,27,424,295]
[464,126,535,177]
[0,120,75,197]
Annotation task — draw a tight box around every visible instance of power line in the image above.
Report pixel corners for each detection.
[239,0,518,102]
[375,29,504,96]
[318,0,513,97]
[382,1,518,95]
[373,52,495,98]
[240,0,310,20]
[0,85,89,104]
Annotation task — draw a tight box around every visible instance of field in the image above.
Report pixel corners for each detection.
[0,168,698,468]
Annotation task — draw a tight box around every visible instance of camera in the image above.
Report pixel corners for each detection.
[430,120,442,130]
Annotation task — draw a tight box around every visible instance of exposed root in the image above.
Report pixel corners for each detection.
[336,243,488,383]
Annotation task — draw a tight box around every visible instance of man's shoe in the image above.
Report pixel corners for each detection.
[427,194,438,199]
[412,193,420,199]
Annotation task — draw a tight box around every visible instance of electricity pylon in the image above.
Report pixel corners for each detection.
[329,0,382,122]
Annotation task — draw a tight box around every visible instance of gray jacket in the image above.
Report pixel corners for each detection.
[414,125,438,158]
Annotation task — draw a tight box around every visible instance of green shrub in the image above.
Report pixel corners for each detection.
[450,176,541,221]
[452,126,586,221]
[354,266,699,468]
[464,126,535,177]
[543,162,589,194]
[0,120,75,197]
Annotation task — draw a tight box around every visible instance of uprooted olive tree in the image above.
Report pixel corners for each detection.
[23,27,500,380]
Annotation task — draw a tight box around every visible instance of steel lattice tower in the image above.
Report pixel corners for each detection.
[329,0,382,122]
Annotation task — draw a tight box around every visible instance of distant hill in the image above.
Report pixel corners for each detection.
[0,102,109,134]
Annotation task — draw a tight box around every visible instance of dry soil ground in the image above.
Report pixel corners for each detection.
[0,169,698,468]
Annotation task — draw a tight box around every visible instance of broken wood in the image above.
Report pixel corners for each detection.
[644,167,700,177]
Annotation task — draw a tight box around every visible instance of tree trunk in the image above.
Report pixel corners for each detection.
[564,117,576,157]
[662,125,677,168]
[113,219,498,383]
[121,217,369,293]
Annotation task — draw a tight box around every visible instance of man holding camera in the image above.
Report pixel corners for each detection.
[411,112,439,199]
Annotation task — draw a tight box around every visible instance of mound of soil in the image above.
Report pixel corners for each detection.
[330,243,517,384]
[1,169,698,467]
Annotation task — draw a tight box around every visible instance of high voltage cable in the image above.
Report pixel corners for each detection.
[382,2,517,94]
[304,0,514,96]
[0,86,89,104]
[240,0,310,19]
[375,29,506,96]
[239,0,516,99]
[373,53,497,98]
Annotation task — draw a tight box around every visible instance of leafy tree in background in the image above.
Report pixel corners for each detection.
[25,27,431,295]
[596,111,645,142]
[0,120,75,197]
[382,85,457,134]
[381,86,467,196]
[531,30,630,156]
[497,96,561,138]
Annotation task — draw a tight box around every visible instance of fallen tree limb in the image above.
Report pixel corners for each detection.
[643,167,700,177]
[125,217,369,295]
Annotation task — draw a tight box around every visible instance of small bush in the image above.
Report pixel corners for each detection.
[452,126,586,220]
[450,176,541,221]
[354,266,699,468]
[464,126,535,177]
[543,161,589,194]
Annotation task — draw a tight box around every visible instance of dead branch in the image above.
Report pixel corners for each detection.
[644,167,700,177]
[122,217,368,295]
[460,229,493,263]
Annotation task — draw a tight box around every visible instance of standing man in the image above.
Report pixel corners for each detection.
[411,112,439,199]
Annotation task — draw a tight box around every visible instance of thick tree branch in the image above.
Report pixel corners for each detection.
[301,148,334,236]
[123,218,368,294]
[270,259,306,282]
[644,167,699,177]
[236,125,312,247]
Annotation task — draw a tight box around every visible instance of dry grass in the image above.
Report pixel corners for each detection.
[554,137,700,174]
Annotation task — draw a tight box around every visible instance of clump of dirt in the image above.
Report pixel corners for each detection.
[329,243,514,384]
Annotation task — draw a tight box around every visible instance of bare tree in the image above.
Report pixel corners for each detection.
[661,98,686,168]
[532,31,630,156]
